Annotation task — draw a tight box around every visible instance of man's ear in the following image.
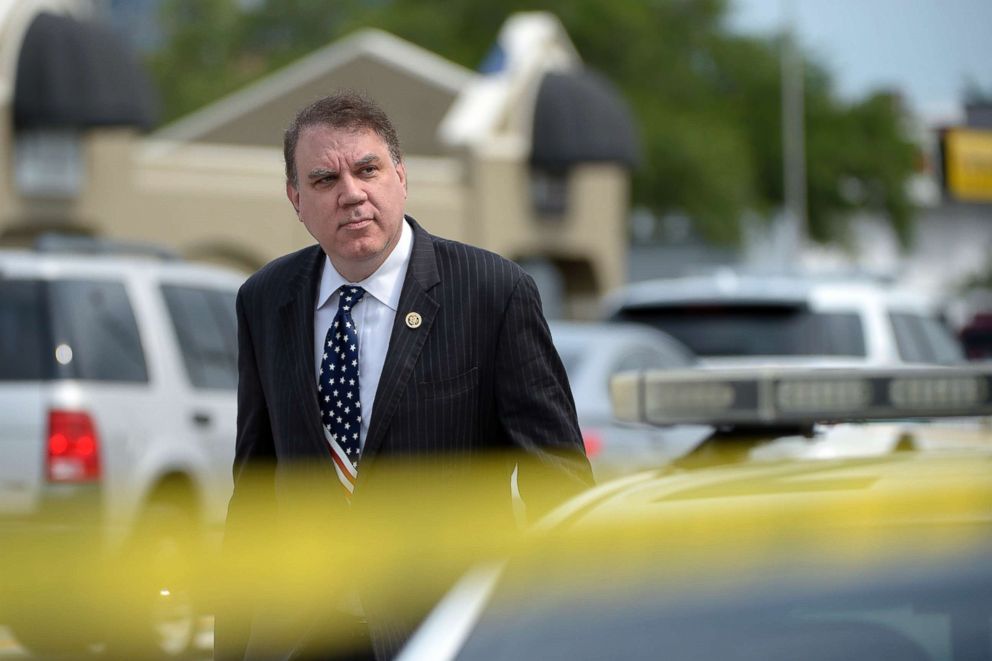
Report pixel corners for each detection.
[286,180,301,218]
[396,161,408,196]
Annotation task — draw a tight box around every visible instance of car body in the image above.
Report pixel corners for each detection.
[604,271,965,367]
[0,242,244,655]
[398,365,992,661]
[550,321,709,479]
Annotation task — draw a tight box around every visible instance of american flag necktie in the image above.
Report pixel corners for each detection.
[319,285,365,497]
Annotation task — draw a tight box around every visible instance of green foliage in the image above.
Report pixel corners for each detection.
[146,0,244,121]
[147,0,918,246]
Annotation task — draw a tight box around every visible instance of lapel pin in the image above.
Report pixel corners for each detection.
[405,312,422,329]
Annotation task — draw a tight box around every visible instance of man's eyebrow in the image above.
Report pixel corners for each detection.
[354,153,380,168]
[307,167,336,181]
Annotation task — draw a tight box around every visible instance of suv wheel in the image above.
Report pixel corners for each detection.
[108,501,201,658]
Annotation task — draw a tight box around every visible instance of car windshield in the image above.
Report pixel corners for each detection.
[614,305,866,358]
[456,546,991,661]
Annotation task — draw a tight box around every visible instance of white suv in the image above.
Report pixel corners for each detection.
[604,271,964,367]
[0,240,244,656]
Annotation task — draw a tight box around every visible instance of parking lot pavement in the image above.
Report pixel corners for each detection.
[0,621,215,659]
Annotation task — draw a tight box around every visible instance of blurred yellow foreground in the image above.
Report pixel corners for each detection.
[1,451,990,657]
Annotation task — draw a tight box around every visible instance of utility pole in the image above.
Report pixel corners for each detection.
[781,0,808,267]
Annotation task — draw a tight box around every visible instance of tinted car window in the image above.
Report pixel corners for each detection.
[161,285,238,389]
[614,306,866,358]
[0,280,49,381]
[49,280,148,382]
[890,313,964,364]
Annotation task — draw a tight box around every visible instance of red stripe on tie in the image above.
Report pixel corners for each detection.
[329,446,356,487]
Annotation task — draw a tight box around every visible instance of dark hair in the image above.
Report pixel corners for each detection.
[283,90,403,186]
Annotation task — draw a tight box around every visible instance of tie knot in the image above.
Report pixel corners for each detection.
[337,285,365,311]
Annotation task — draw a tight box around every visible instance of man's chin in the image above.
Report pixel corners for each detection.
[327,241,393,279]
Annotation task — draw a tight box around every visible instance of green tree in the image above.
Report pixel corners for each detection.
[147,0,918,247]
[146,0,245,121]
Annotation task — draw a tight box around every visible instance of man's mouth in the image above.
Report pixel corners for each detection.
[341,218,373,231]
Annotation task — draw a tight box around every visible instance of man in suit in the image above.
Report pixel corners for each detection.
[219,91,593,660]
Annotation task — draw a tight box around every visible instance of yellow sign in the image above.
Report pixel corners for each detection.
[944,128,992,202]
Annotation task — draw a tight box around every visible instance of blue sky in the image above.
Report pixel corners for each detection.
[727,0,992,122]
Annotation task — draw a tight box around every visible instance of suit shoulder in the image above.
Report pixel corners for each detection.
[239,244,321,301]
[429,235,527,287]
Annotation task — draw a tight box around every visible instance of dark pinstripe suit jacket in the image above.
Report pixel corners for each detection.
[221,217,593,660]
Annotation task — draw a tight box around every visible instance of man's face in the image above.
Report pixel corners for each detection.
[287,125,407,281]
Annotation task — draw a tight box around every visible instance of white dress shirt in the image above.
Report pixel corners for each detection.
[313,218,413,450]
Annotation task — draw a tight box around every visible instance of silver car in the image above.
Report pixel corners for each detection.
[604,272,965,367]
[550,321,709,480]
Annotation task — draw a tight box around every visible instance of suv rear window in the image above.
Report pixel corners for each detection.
[50,280,148,382]
[614,306,866,358]
[0,280,49,380]
[0,278,148,382]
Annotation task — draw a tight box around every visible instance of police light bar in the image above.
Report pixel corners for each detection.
[610,366,992,427]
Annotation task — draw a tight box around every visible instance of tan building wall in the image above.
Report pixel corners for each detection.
[75,133,628,309]
[468,144,628,318]
[82,137,471,273]
[2,127,628,316]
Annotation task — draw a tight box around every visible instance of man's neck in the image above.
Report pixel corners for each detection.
[331,234,398,283]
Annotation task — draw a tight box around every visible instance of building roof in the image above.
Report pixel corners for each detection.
[153,28,476,146]
[530,69,640,170]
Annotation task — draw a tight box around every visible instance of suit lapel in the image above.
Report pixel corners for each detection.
[277,245,328,453]
[359,218,440,475]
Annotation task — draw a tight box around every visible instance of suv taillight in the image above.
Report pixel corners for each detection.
[46,410,101,483]
[581,428,603,458]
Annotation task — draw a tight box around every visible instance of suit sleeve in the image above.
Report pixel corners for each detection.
[494,273,595,519]
[215,288,275,661]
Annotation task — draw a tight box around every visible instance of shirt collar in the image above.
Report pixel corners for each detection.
[316,217,413,312]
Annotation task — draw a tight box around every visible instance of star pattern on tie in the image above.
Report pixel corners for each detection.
[319,285,365,496]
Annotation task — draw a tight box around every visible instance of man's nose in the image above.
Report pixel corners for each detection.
[339,174,368,205]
